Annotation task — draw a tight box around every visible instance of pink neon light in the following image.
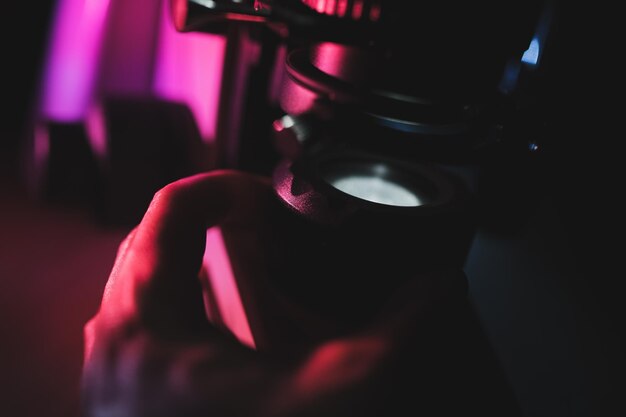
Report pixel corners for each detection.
[325,0,337,15]
[153,1,226,142]
[203,227,256,349]
[316,0,327,14]
[369,3,381,22]
[337,0,348,17]
[268,44,287,105]
[40,0,112,122]
[33,124,50,176]
[97,0,163,96]
[313,42,349,80]
[352,0,364,20]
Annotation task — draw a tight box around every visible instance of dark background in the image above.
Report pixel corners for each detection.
[1,5,129,417]
[0,2,622,417]
[1,4,55,168]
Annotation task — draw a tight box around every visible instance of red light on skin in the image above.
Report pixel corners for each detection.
[292,337,388,397]
[203,227,256,349]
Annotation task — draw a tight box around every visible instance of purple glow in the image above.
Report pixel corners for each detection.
[369,3,381,21]
[153,0,226,142]
[85,103,107,159]
[267,44,287,105]
[352,0,364,20]
[325,0,336,15]
[33,124,50,175]
[97,0,163,96]
[40,0,112,122]
[316,0,327,13]
[313,42,347,79]
[337,0,348,17]
[203,227,256,349]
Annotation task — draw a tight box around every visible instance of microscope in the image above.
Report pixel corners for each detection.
[29,3,613,415]
[22,0,559,415]
[167,4,557,416]
[28,0,554,350]
[166,0,553,349]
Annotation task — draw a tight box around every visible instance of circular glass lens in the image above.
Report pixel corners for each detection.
[322,163,424,207]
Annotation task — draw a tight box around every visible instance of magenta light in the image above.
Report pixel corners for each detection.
[316,0,327,14]
[40,0,112,122]
[325,0,337,15]
[337,0,348,17]
[85,103,107,159]
[97,0,163,96]
[352,0,364,20]
[153,1,226,143]
[369,3,381,21]
[203,227,256,349]
[32,124,51,184]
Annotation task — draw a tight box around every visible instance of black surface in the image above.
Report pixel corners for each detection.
[1,4,54,159]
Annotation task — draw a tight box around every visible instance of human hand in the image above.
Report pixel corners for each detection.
[80,169,476,417]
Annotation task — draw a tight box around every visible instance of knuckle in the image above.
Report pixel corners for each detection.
[153,182,179,204]
[150,182,188,214]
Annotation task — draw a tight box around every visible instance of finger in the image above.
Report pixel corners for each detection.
[101,169,272,338]
[137,169,271,275]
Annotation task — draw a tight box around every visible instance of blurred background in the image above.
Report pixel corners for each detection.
[0,2,621,417]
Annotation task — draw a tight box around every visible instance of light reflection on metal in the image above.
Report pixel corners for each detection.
[222,12,267,22]
[195,0,217,8]
[522,0,554,68]
[521,38,540,66]
[499,0,554,93]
